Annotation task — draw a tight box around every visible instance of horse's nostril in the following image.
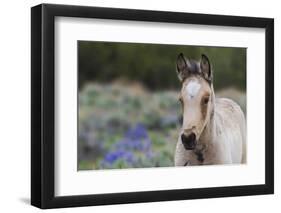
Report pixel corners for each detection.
[181,133,195,142]
[181,133,196,150]
[181,134,186,142]
[189,133,196,141]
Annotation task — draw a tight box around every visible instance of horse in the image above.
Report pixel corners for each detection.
[174,53,246,166]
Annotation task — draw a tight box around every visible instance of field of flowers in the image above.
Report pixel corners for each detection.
[78,82,181,170]
[78,82,246,170]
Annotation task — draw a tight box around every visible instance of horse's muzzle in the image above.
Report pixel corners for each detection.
[181,133,197,150]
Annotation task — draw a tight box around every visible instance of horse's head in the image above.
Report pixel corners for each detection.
[176,53,214,150]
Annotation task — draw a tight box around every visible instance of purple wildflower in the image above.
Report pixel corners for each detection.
[125,123,148,140]
[100,123,154,168]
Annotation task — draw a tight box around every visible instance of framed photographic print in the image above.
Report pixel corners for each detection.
[31,3,274,209]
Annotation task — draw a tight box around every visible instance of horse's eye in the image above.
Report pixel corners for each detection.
[202,96,209,105]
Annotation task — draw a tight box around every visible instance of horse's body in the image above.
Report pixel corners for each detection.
[174,53,246,166]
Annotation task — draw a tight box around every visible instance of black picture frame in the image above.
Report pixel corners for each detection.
[31,3,274,209]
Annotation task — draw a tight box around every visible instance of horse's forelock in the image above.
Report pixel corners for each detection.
[184,60,212,85]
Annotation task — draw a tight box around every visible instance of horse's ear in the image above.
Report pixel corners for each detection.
[176,53,189,81]
[200,54,212,82]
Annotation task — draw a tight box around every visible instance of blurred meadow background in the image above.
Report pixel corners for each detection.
[78,41,246,170]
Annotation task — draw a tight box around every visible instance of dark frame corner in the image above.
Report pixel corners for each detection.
[31,3,274,209]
